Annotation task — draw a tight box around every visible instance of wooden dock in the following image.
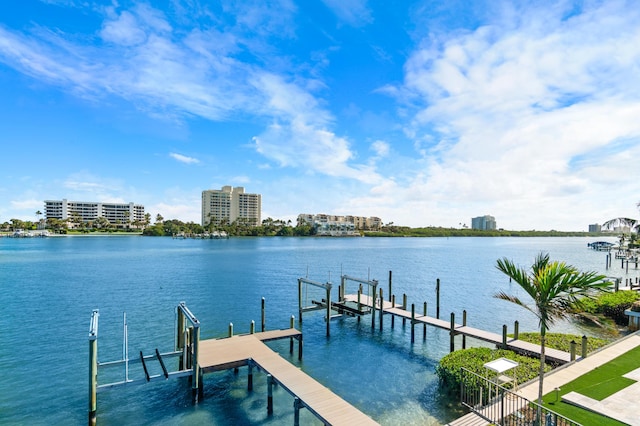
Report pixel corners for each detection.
[199,330,378,425]
[343,294,573,364]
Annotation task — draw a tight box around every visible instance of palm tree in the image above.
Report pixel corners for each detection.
[494,252,609,406]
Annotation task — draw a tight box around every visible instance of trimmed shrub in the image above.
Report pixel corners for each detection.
[577,291,640,325]
[436,347,549,395]
[513,332,609,353]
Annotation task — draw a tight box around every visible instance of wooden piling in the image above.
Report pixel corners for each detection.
[250,320,255,334]
[388,270,392,302]
[449,312,455,352]
[436,279,440,319]
[402,294,407,326]
[326,286,331,337]
[261,297,266,332]
[267,374,273,415]
[582,335,588,358]
[570,340,576,361]
[248,362,253,391]
[290,316,295,353]
[502,325,507,349]
[379,288,384,330]
[371,283,376,330]
[411,304,415,343]
[294,397,301,426]
[462,310,467,349]
[514,321,519,340]
[228,322,233,337]
[423,302,427,340]
[357,285,362,323]
[298,279,303,323]
[391,295,396,329]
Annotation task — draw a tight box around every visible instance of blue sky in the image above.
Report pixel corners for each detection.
[1,0,639,230]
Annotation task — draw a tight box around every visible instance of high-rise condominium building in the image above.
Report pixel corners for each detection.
[471,215,497,231]
[201,186,261,227]
[44,199,145,226]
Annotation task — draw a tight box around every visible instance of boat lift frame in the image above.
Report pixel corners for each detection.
[87,303,202,426]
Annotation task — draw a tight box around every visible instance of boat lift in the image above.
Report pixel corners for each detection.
[87,303,202,426]
[297,275,379,336]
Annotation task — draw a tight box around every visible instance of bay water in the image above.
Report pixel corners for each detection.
[0,236,627,425]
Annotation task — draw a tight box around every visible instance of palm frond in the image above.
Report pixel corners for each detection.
[602,217,637,230]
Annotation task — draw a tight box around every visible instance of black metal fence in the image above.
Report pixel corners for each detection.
[459,367,581,426]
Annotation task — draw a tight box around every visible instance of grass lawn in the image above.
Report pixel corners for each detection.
[541,345,640,425]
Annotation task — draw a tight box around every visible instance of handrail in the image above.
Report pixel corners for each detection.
[459,367,581,426]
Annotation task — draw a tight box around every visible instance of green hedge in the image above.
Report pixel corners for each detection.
[577,291,640,325]
[436,347,549,394]
[514,332,609,353]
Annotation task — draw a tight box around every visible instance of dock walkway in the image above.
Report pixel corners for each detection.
[199,330,378,425]
[343,294,572,364]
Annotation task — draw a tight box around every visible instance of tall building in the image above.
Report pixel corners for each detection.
[44,199,145,227]
[471,215,497,231]
[202,186,261,227]
[588,224,602,233]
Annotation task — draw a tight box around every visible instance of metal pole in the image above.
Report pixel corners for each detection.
[192,325,201,403]
[88,309,99,426]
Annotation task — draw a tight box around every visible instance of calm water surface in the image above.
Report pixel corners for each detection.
[0,236,629,425]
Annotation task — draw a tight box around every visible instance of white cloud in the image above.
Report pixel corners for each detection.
[322,0,373,27]
[169,152,200,164]
[383,1,640,229]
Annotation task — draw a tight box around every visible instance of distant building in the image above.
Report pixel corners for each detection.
[589,224,602,233]
[471,215,497,231]
[202,186,261,227]
[44,199,145,227]
[297,213,382,235]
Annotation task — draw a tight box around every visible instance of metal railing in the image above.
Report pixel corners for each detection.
[460,367,581,426]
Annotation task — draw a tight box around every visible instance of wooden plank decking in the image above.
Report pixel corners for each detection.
[198,330,378,425]
[343,294,572,364]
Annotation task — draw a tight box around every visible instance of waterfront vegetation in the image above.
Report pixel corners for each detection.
[436,333,609,394]
[437,347,551,393]
[575,290,640,325]
[1,215,618,238]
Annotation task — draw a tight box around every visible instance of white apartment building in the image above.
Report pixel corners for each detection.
[44,199,145,226]
[202,186,261,227]
[297,213,382,233]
